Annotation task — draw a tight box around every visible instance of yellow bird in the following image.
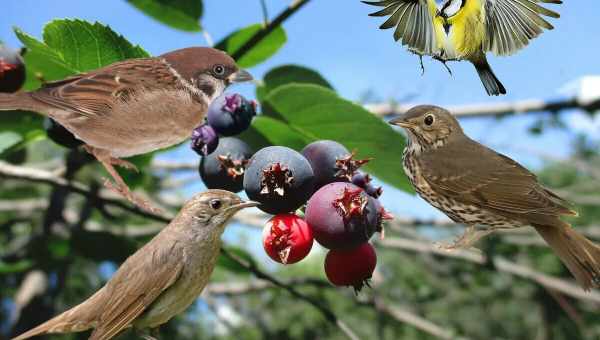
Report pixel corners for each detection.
[363,0,562,96]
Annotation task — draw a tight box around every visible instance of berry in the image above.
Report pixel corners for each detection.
[0,45,25,93]
[44,118,84,148]
[305,182,381,249]
[262,214,314,264]
[191,124,219,156]
[351,172,383,198]
[325,242,377,292]
[365,183,383,198]
[301,140,370,189]
[243,146,315,214]
[199,137,252,192]
[369,197,393,235]
[207,93,257,136]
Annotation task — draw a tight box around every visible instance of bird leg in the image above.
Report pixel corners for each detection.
[437,225,493,251]
[136,327,160,340]
[84,146,160,214]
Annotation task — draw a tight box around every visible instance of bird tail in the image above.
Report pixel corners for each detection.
[533,222,600,291]
[11,288,104,340]
[472,56,506,96]
[0,93,43,113]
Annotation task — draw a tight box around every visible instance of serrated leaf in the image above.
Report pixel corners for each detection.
[265,84,412,192]
[127,0,203,32]
[217,24,286,68]
[257,64,333,101]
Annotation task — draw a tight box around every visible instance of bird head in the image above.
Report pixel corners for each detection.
[161,47,253,103]
[176,189,259,236]
[389,105,463,151]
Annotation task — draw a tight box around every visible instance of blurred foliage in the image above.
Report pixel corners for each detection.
[0,3,599,340]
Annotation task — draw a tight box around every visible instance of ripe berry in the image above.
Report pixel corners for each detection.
[44,117,84,148]
[351,172,383,198]
[325,242,377,292]
[199,137,252,193]
[262,214,314,264]
[191,124,219,156]
[0,45,25,93]
[305,182,381,249]
[207,93,257,136]
[301,140,370,189]
[243,146,315,214]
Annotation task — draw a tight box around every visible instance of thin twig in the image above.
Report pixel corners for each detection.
[230,0,310,61]
[220,247,361,340]
[259,0,270,25]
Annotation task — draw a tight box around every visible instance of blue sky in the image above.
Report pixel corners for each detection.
[2,0,599,223]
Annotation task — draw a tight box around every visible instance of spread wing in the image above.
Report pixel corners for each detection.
[89,235,185,340]
[30,58,179,118]
[363,0,441,55]
[483,0,561,56]
[418,139,574,218]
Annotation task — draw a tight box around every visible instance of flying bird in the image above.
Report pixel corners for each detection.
[363,0,562,95]
[0,47,253,211]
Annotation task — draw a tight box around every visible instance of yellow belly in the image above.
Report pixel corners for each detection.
[437,0,486,59]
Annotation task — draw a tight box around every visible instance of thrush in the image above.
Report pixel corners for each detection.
[12,190,259,340]
[390,105,600,290]
[0,47,253,212]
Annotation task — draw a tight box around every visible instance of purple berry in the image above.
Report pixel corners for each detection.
[351,172,372,188]
[207,93,257,136]
[243,146,315,214]
[301,140,370,189]
[199,137,253,193]
[305,182,382,249]
[0,45,25,93]
[44,118,84,148]
[191,124,219,156]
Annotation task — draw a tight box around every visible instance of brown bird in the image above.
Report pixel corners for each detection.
[11,190,259,340]
[0,47,253,212]
[390,105,600,290]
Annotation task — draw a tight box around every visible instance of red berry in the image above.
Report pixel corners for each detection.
[325,243,377,292]
[262,214,314,264]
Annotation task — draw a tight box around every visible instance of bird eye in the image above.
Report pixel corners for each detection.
[209,199,222,210]
[424,114,435,126]
[213,64,226,77]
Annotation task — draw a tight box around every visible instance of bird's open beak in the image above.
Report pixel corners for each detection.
[228,69,253,83]
[389,116,414,128]
[229,200,260,211]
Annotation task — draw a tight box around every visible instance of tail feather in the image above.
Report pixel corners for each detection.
[472,58,506,96]
[534,223,600,291]
[11,289,104,340]
[0,93,43,113]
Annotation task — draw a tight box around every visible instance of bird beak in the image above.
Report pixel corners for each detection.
[388,116,414,129]
[228,69,253,83]
[229,200,260,211]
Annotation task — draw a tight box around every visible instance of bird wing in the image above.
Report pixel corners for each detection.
[418,139,574,218]
[363,0,442,55]
[483,0,561,56]
[30,58,179,118]
[89,236,185,340]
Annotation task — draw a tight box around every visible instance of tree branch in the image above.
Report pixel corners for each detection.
[366,96,600,119]
[230,0,311,61]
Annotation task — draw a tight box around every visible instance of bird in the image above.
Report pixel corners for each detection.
[0,47,253,212]
[389,105,600,290]
[11,189,259,340]
[363,0,562,96]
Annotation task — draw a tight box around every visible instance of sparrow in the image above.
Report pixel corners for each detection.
[11,190,259,340]
[0,47,253,211]
[390,105,600,290]
[363,0,561,96]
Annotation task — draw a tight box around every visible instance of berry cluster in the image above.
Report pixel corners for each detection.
[243,140,391,292]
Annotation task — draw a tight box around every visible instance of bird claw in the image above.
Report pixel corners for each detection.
[102,178,162,214]
[110,158,139,172]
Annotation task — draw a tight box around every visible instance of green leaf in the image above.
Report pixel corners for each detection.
[257,64,333,101]
[0,132,23,154]
[265,84,412,192]
[127,0,203,32]
[217,246,257,274]
[72,230,137,263]
[217,24,286,68]
[239,116,309,152]
[0,260,33,274]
